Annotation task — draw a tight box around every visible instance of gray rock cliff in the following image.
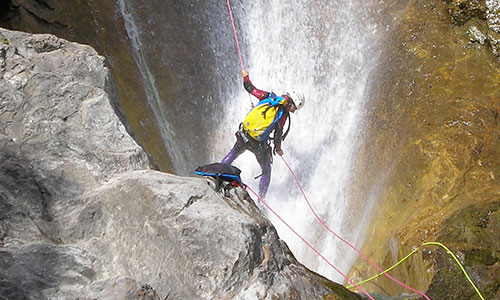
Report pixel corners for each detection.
[0,28,359,300]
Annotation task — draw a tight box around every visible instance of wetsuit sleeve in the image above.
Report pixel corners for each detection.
[274,128,283,151]
[243,75,270,100]
[273,113,288,151]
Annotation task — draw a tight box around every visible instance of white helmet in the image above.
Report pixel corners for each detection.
[287,91,305,110]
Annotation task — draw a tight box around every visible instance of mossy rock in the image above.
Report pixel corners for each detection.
[0,32,9,45]
[426,247,499,300]
[348,0,500,297]
[443,0,487,25]
[425,202,500,299]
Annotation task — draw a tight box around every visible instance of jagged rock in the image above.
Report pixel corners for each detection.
[1,0,175,172]
[440,0,500,60]
[0,27,150,299]
[57,170,356,299]
[0,28,151,193]
[0,28,359,299]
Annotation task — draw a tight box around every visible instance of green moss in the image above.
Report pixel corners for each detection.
[439,202,500,248]
[464,248,497,266]
[444,0,487,25]
[0,32,8,45]
[423,202,500,299]
[426,247,499,300]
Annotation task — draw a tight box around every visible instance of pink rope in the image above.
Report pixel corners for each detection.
[226,0,244,69]
[244,184,376,300]
[225,0,254,108]
[279,156,431,299]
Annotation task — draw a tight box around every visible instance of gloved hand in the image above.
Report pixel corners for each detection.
[273,144,284,156]
[273,146,283,156]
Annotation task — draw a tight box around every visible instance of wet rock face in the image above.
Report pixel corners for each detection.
[427,201,500,299]
[348,0,500,298]
[0,0,174,172]
[444,0,487,25]
[0,28,358,300]
[443,0,500,59]
[0,0,241,174]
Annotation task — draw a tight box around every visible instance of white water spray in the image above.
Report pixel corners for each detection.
[115,0,381,283]
[216,0,380,282]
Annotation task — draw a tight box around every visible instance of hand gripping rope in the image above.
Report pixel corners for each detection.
[224,1,425,298]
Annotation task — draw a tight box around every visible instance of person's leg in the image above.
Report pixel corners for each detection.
[221,138,246,164]
[255,148,272,199]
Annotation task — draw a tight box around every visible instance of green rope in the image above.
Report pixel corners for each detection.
[421,242,485,300]
[347,248,420,289]
[347,241,485,300]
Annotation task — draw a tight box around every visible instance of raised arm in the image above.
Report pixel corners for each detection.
[241,69,269,101]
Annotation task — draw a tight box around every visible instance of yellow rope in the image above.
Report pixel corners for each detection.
[347,241,485,300]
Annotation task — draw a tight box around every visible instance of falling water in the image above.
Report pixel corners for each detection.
[214,0,381,282]
[117,0,187,174]
[115,0,381,283]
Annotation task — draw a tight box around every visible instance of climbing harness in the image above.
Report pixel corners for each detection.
[224,2,484,299]
[222,2,412,298]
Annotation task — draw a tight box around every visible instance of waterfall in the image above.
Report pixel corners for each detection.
[216,0,380,282]
[117,0,187,174]
[114,0,380,283]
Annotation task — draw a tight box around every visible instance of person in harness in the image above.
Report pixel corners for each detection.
[221,69,305,198]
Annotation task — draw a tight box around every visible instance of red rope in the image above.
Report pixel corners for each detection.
[226,0,244,69]
[225,0,254,108]
[244,184,376,300]
[223,2,426,296]
[279,156,431,299]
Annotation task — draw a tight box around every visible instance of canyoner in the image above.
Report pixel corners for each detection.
[195,68,305,199]
[220,68,305,199]
[197,1,491,299]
